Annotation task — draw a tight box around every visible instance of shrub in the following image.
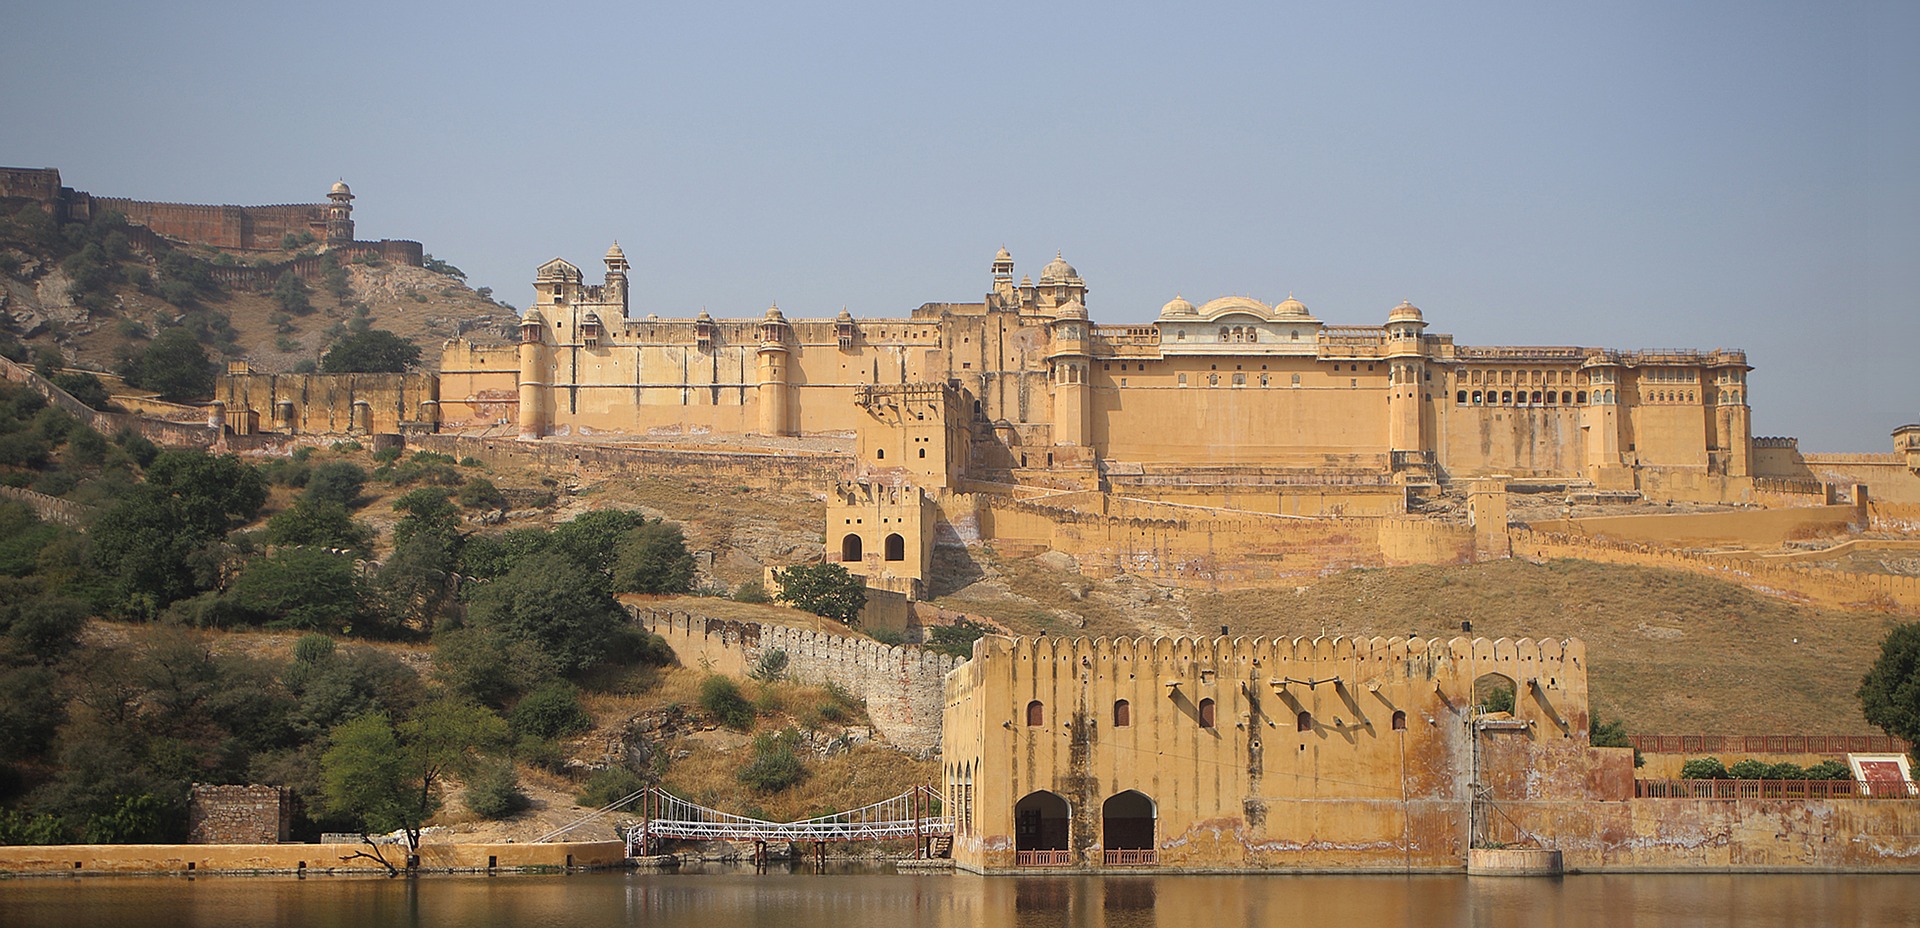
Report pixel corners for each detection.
[1805,760,1852,780]
[732,580,770,604]
[749,649,788,682]
[305,461,368,508]
[463,761,531,819]
[50,372,110,410]
[1680,757,1729,780]
[510,681,593,740]
[577,766,648,809]
[457,477,507,511]
[698,676,755,730]
[736,729,808,793]
[1727,759,1771,780]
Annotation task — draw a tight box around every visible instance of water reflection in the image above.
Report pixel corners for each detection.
[0,868,1917,928]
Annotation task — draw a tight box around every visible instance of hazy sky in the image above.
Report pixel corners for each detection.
[4,2,1914,450]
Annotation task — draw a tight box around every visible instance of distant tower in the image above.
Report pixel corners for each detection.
[325,181,354,244]
[990,246,1016,304]
[1385,301,1431,483]
[604,242,630,316]
[517,307,549,440]
[1711,353,1752,477]
[1047,298,1092,452]
[757,304,793,436]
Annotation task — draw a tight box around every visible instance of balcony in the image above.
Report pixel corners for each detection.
[1103,849,1157,866]
[1014,849,1072,867]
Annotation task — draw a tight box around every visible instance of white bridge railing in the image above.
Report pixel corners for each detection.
[623,786,950,856]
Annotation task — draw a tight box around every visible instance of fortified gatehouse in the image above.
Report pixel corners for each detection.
[944,634,1920,874]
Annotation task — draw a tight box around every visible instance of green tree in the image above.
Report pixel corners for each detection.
[548,509,648,574]
[305,461,368,508]
[320,329,421,373]
[1860,622,1920,762]
[392,488,460,550]
[610,521,696,595]
[319,699,507,866]
[509,680,592,740]
[773,563,867,626]
[50,372,110,410]
[272,271,313,316]
[698,675,755,730]
[91,454,267,615]
[456,477,507,511]
[265,499,372,554]
[127,327,216,401]
[227,547,368,633]
[464,550,625,677]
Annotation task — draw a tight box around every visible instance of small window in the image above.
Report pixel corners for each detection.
[1502,391,1512,404]
[1027,701,1045,727]
[1198,698,1216,729]
[1291,373,1301,387]
[841,534,863,562]
[1392,710,1407,731]
[884,533,906,562]
[1178,373,1188,386]
[1296,710,1312,732]
[1577,390,1587,404]
[876,448,885,460]
[1472,391,1483,405]
[918,448,926,459]
[1113,700,1131,727]
[1456,390,1467,405]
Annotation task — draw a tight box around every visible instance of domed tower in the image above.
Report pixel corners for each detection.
[516,307,550,440]
[1036,252,1087,312]
[325,181,354,245]
[603,242,630,315]
[757,304,793,436]
[1385,300,1431,480]
[1047,298,1092,452]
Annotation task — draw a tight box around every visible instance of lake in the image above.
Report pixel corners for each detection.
[2,866,1917,927]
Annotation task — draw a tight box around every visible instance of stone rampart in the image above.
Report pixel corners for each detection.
[411,434,849,492]
[1510,529,1920,613]
[0,354,219,449]
[630,607,959,753]
[1870,502,1920,533]
[1523,504,1861,548]
[187,784,290,844]
[0,485,92,526]
[1489,798,1920,872]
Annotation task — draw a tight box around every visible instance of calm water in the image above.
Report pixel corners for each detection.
[2,867,1917,928]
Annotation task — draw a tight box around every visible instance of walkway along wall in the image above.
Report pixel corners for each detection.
[629,607,959,753]
[1509,530,1920,614]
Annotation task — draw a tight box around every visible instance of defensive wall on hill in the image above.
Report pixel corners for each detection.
[0,485,92,526]
[628,606,959,753]
[1522,503,1863,549]
[1510,529,1920,613]
[0,354,220,449]
[412,434,849,492]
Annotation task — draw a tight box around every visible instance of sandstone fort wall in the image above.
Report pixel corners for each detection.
[410,434,849,492]
[1523,504,1861,548]
[629,607,958,753]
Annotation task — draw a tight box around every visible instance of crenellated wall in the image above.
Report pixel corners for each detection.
[409,434,849,492]
[629,607,959,753]
[944,633,1616,872]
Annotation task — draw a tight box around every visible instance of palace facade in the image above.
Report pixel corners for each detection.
[432,247,1753,494]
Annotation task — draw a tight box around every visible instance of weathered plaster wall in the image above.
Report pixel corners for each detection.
[1524,505,1861,548]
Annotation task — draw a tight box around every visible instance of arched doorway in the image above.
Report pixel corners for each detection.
[1014,791,1070,867]
[840,534,863,562]
[1101,790,1156,866]
[1473,672,1517,715]
[884,533,906,562]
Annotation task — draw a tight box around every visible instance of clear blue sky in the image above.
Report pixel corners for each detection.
[4,2,1914,450]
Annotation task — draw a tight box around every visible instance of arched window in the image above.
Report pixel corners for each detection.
[1501,391,1512,404]
[884,533,906,562]
[1208,373,1219,386]
[1472,390,1483,405]
[1027,700,1045,727]
[1291,373,1301,386]
[1113,699,1131,727]
[1177,373,1188,386]
[1197,698,1215,729]
[1296,710,1312,732]
[1562,391,1572,404]
[1577,390,1587,404]
[918,447,926,458]
[876,448,885,459]
[841,534,863,562]
[1219,327,1229,341]
[1531,390,1542,404]
[1457,390,1468,405]
[1392,710,1407,731]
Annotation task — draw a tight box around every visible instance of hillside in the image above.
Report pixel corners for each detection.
[0,206,512,379]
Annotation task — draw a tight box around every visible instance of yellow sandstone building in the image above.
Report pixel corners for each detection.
[432,246,1755,495]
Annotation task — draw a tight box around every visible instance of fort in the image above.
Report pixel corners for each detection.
[943,632,1920,873]
[0,166,425,282]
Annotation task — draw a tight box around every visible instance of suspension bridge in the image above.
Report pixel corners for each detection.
[533,786,952,861]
